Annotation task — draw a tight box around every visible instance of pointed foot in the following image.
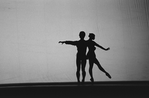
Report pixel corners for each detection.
[106,73,112,79]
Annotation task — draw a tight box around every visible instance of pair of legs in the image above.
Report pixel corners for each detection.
[89,57,111,82]
[76,57,86,83]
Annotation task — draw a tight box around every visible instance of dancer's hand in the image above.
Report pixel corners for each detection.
[106,47,110,51]
[59,41,65,44]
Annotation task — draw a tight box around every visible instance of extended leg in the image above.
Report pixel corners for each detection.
[94,58,111,79]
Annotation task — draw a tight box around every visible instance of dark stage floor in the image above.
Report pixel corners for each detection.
[0,81,149,98]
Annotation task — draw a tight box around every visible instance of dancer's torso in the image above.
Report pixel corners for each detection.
[87,40,96,59]
[76,40,87,59]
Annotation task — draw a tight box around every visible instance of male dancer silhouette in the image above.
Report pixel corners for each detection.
[87,33,111,82]
[59,31,87,83]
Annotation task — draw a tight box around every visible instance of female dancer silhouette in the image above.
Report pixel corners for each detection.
[87,33,111,82]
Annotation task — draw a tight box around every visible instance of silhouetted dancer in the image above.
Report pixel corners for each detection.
[87,33,111,82]
[59,31,87,83]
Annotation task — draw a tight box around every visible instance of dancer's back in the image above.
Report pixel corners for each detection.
[87,40,96,59]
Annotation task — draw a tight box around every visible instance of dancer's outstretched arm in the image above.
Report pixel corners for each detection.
[59,41,77,46]
[94,42,110,51]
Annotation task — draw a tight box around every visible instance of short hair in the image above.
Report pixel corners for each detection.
[79,31,85,39]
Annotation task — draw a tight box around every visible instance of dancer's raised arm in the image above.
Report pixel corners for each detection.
[94,42,110,51]
[59,41,77,46]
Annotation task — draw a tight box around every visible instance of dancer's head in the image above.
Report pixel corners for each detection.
[89,33,95,40]
[79,31,85,39]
